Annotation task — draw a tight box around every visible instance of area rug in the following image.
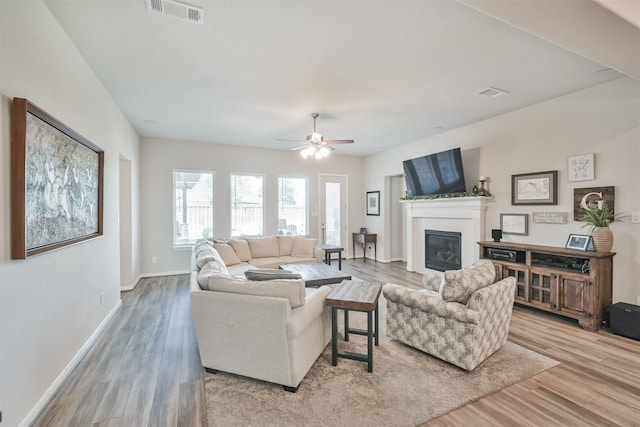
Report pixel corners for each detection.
[204,296,558,427]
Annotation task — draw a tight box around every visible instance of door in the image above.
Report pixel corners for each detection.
[319,174,347,252]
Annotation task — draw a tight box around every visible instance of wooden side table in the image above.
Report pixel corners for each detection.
[316,244,344,270]
[326,280,382,372]
[352,232,377,262]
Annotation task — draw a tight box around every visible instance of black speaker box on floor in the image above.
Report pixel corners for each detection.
[610,302,640,341]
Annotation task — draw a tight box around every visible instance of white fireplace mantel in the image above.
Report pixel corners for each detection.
[400,197,489,273]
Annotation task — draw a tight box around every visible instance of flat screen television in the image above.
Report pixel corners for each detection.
[402,148,466,197]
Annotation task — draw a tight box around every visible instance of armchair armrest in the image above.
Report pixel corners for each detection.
[383,283,480,324]
[466,277,516,311]
[287,286,332,338]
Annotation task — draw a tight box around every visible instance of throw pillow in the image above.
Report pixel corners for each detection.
[244,269,303,281]
[229,238,252,262]
[278,235,294,256]
[291,237,317,258]
[207,276,306,308]
[214,243,242,266]
[441,260,496,304]
[246,236,279,259]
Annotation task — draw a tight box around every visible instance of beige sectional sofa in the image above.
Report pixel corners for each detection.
[189,236,331,392]
[204,235,325,277]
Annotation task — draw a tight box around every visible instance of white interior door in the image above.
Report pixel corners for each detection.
[319,174,347,251]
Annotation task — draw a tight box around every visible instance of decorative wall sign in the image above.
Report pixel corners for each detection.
[366,191,380,216]
[512,170,557,205]
[573,186,615,221]
[500,213,528,236]
[533,212,567,224]
[568,153,595,182]
[11,98,104,259]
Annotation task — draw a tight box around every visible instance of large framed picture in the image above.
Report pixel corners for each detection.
[366,191,380,216]
[512,170,558,205]
[11,98,104,259]
[500,213,528,236]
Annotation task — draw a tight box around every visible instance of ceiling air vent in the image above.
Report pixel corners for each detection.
[476,87,509,98]
[145,0,203,25]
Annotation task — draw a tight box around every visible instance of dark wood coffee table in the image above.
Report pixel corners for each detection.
[279,262,351,287]
[326,280,382,373]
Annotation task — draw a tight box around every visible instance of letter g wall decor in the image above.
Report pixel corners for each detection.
[573,186,615,221]
[11,98,104,259]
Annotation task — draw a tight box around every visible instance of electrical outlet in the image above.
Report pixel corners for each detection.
[151,257,158,264]
[100,292,104,306]
[631,212,640,224]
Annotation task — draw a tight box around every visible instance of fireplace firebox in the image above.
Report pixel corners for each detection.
[425,230,462,272]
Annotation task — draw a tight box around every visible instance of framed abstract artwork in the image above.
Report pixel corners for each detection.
[11,98,104,259]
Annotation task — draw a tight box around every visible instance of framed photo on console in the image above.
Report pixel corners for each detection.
[565,234,594,251]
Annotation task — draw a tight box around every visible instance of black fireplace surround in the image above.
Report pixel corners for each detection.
[425,230,462,272]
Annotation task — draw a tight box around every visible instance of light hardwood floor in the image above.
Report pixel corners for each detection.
[33,260,640,426]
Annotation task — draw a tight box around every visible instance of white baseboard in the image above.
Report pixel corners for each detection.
[20,301,122,427]
[140,270,190,278]
[121,271,191,291]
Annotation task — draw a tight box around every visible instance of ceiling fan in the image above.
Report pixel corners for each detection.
[277,113,354,159]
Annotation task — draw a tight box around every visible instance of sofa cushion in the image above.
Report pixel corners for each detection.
[291,237,317,258]
[197,260,230,287]
[244,269,302,281]
[214,243,242,266]
[441,260,496,304]
[278,235,294,256]
[247,236,280,259]
[248,257,284,269]
[230,238,252,262]
[207,276,306,308]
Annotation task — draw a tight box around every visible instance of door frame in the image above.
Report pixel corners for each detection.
[318,173,349,255]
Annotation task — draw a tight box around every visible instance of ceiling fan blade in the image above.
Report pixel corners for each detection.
[290,145,309,151]
[277,138,304,143]
[325,139,354,145]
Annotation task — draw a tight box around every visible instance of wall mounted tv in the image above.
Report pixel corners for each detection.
[402,147,466,197]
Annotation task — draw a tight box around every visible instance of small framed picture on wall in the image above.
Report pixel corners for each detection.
[366,191,380,216]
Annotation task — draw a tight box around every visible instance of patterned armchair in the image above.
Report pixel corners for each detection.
[383,260,516,370]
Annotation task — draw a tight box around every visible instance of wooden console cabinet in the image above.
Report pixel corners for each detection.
[478,241,615,331]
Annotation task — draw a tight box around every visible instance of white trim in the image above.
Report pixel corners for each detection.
[401,197,488,273]
[140,270,190,278]
[20,301,122,427]
[121,274,144,291]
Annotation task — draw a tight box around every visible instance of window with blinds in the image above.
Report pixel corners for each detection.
[277,177,307,236]
[173,170,214,246]
[231,174,264,237]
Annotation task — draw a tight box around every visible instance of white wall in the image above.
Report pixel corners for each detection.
[140,138,364,274]
[0,1,141,426]
[365,77,640,305]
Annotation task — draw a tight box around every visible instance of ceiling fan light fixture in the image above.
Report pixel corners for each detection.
[310,132,323,143]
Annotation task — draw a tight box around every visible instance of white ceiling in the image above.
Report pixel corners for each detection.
[43,0,637,157]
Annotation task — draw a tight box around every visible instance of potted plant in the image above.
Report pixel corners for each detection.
[579,201,625,252]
